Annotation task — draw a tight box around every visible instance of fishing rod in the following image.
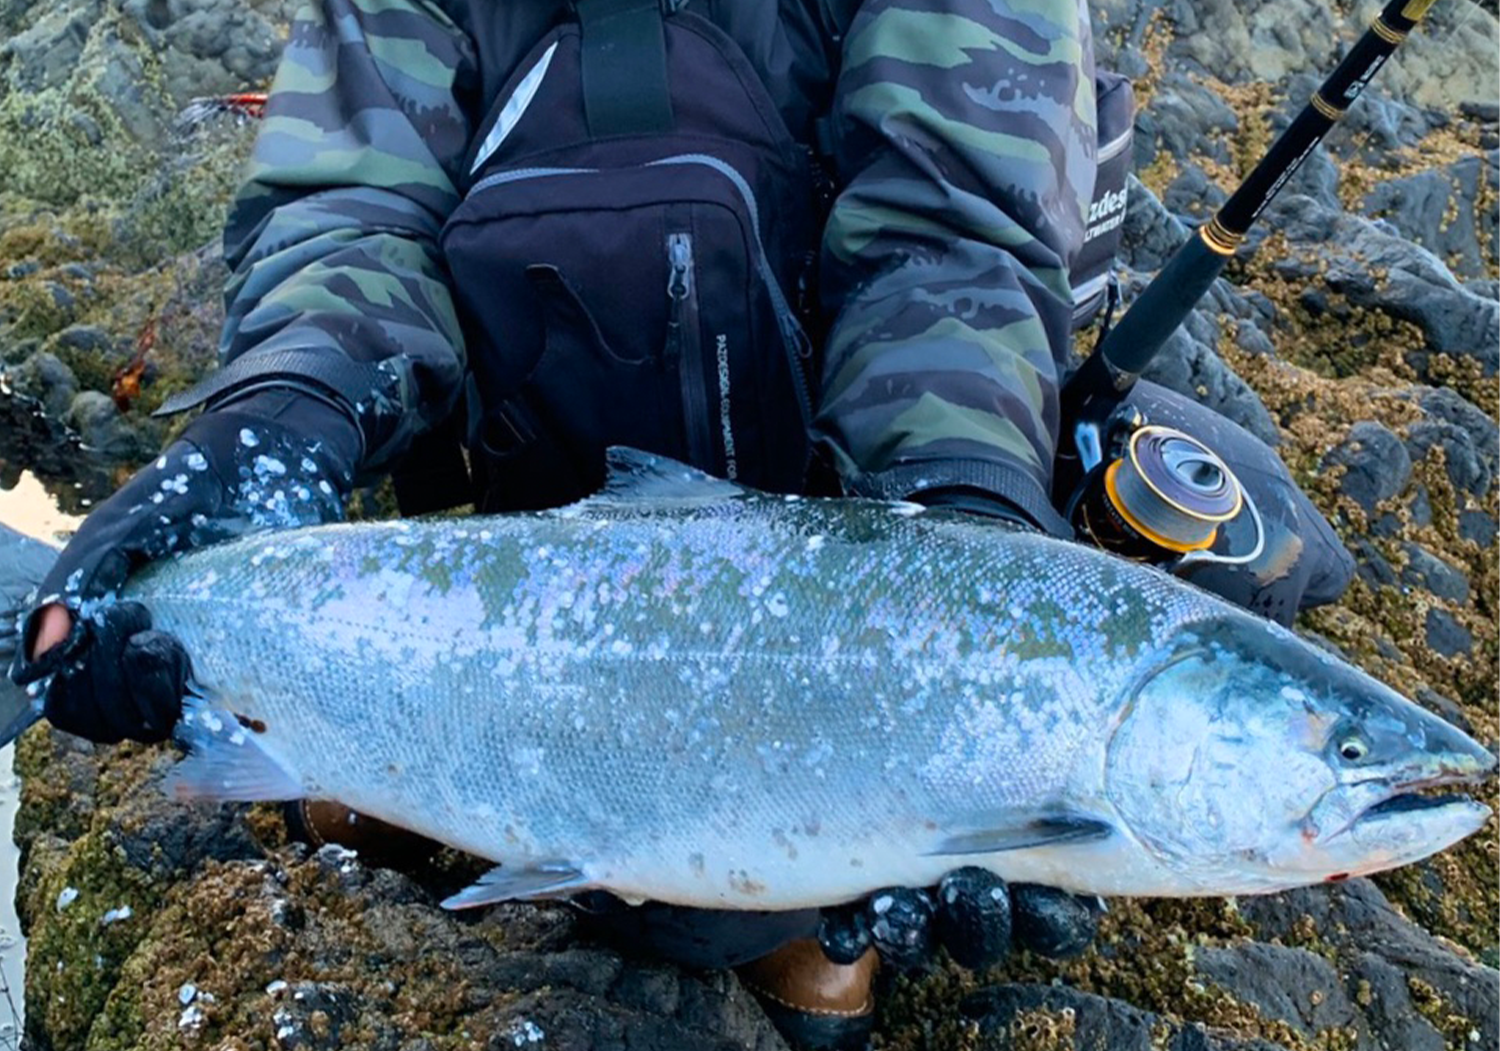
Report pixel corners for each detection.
[1054,0,1443,559]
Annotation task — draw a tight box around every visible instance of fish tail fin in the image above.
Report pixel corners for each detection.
[0,523,61,746]
[163,690,304,802]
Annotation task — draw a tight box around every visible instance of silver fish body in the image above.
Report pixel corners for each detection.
[117,453,1490,910]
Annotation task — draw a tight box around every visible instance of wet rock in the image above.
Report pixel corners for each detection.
[6,350,76,419]
[1415,387,1499,486]
[962,984,1288,1051]
[1196,943,1364,1044]
[1405,485,1433,529]
[1237,881,1499,1045]
[1404,420,1491,499]
[1322,421,1412,512]
[1349,537,1397,589]
[117,0,295,102]
[1162,162,1227,220]
[1343,952,1448,1051]
[1362,156,1498,281]
[1424,607,1474,658]
[1373,485,1435,539]
[1119,174,1188,272]
[64,389,140,462]
[1458,509,1497,547]
[1135,73,1237,174]
[268,981,360,1051]
[1267,195,1500,380]
[51,323,117,357]
[1399,542,1471,604]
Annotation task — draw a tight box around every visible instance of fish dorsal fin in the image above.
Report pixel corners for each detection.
[567,447,750,513]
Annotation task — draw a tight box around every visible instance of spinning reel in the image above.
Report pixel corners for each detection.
[1064,406,1264,574]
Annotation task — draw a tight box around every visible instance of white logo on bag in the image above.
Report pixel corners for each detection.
[1084,186,1128,243]
[716,334,738,480]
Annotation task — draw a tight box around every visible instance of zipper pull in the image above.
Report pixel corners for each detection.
[667,233,692,301]
[665,232,694,362]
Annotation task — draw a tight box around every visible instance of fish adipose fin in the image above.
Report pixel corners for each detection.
[441,862,591,910]
[0,524,61,747]
[568,447,748,512]
[163,692,303,802]
[925,814,1113,857]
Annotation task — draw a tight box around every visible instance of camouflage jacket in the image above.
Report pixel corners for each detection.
[215,0,1097,533]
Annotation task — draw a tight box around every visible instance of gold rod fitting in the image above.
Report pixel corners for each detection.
[1370,16,1408,44]
[1199,217,1243,257]
[1310,92,1346,121]
[1401,0,1438,21]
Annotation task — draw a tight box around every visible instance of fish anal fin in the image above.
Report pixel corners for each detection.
[441,862,590,910]
[925,815,1112,857]
[163,694,302,802]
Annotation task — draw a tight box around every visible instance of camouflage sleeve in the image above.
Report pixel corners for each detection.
[814,0,1097,534]
[215,0,478,473]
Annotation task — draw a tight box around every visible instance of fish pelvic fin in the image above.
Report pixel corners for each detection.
[441,862,591,910]
[0,524,61,747]
[163,691,302,802]
[924,814,1113,857]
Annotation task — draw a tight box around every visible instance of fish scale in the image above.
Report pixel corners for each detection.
[137,492,1173,902]
[26,450,1476,909]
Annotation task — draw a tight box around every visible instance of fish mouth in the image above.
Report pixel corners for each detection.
[1347,765,1494,836]
[1360,789,1479,819]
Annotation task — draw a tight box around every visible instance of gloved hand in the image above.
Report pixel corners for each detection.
[9,392,357,743]
[817,868,1100,971]
[832,489,1097,972]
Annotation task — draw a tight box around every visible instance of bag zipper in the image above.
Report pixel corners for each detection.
[666,232,716,471]
[466,155,816,435]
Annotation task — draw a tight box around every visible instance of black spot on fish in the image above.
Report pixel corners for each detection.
[234,713,267,734]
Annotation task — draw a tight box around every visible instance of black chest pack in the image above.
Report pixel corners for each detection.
[420,0,1133,515]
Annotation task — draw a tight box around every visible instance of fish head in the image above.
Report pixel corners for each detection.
[1105,614,1494,894]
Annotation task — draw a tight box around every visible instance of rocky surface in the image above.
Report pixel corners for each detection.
[0,0,1496,1049]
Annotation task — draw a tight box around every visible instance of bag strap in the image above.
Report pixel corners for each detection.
[573,0,674,137]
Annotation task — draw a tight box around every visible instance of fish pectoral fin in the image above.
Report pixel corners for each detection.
[924,814,1113,856]
[162,693,302,803]
[441,862,590,910]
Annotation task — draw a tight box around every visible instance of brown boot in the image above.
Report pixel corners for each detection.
[285,800,441,871]
[737,938,877,1051]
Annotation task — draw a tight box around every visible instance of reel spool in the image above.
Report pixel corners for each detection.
[1072,424,1244,563]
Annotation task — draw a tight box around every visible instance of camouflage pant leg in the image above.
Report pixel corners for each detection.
[815,0,1097,533]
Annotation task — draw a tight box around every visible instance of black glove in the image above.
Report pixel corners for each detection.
[9,392,357,743]
[852,493,1096,971]
[817,868,1099,971]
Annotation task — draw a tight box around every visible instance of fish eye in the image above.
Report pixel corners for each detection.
[1337,736,1369,763]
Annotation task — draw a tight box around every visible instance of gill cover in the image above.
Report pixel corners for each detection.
[1106,618,1336,887]
[1107,614,1493,890]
